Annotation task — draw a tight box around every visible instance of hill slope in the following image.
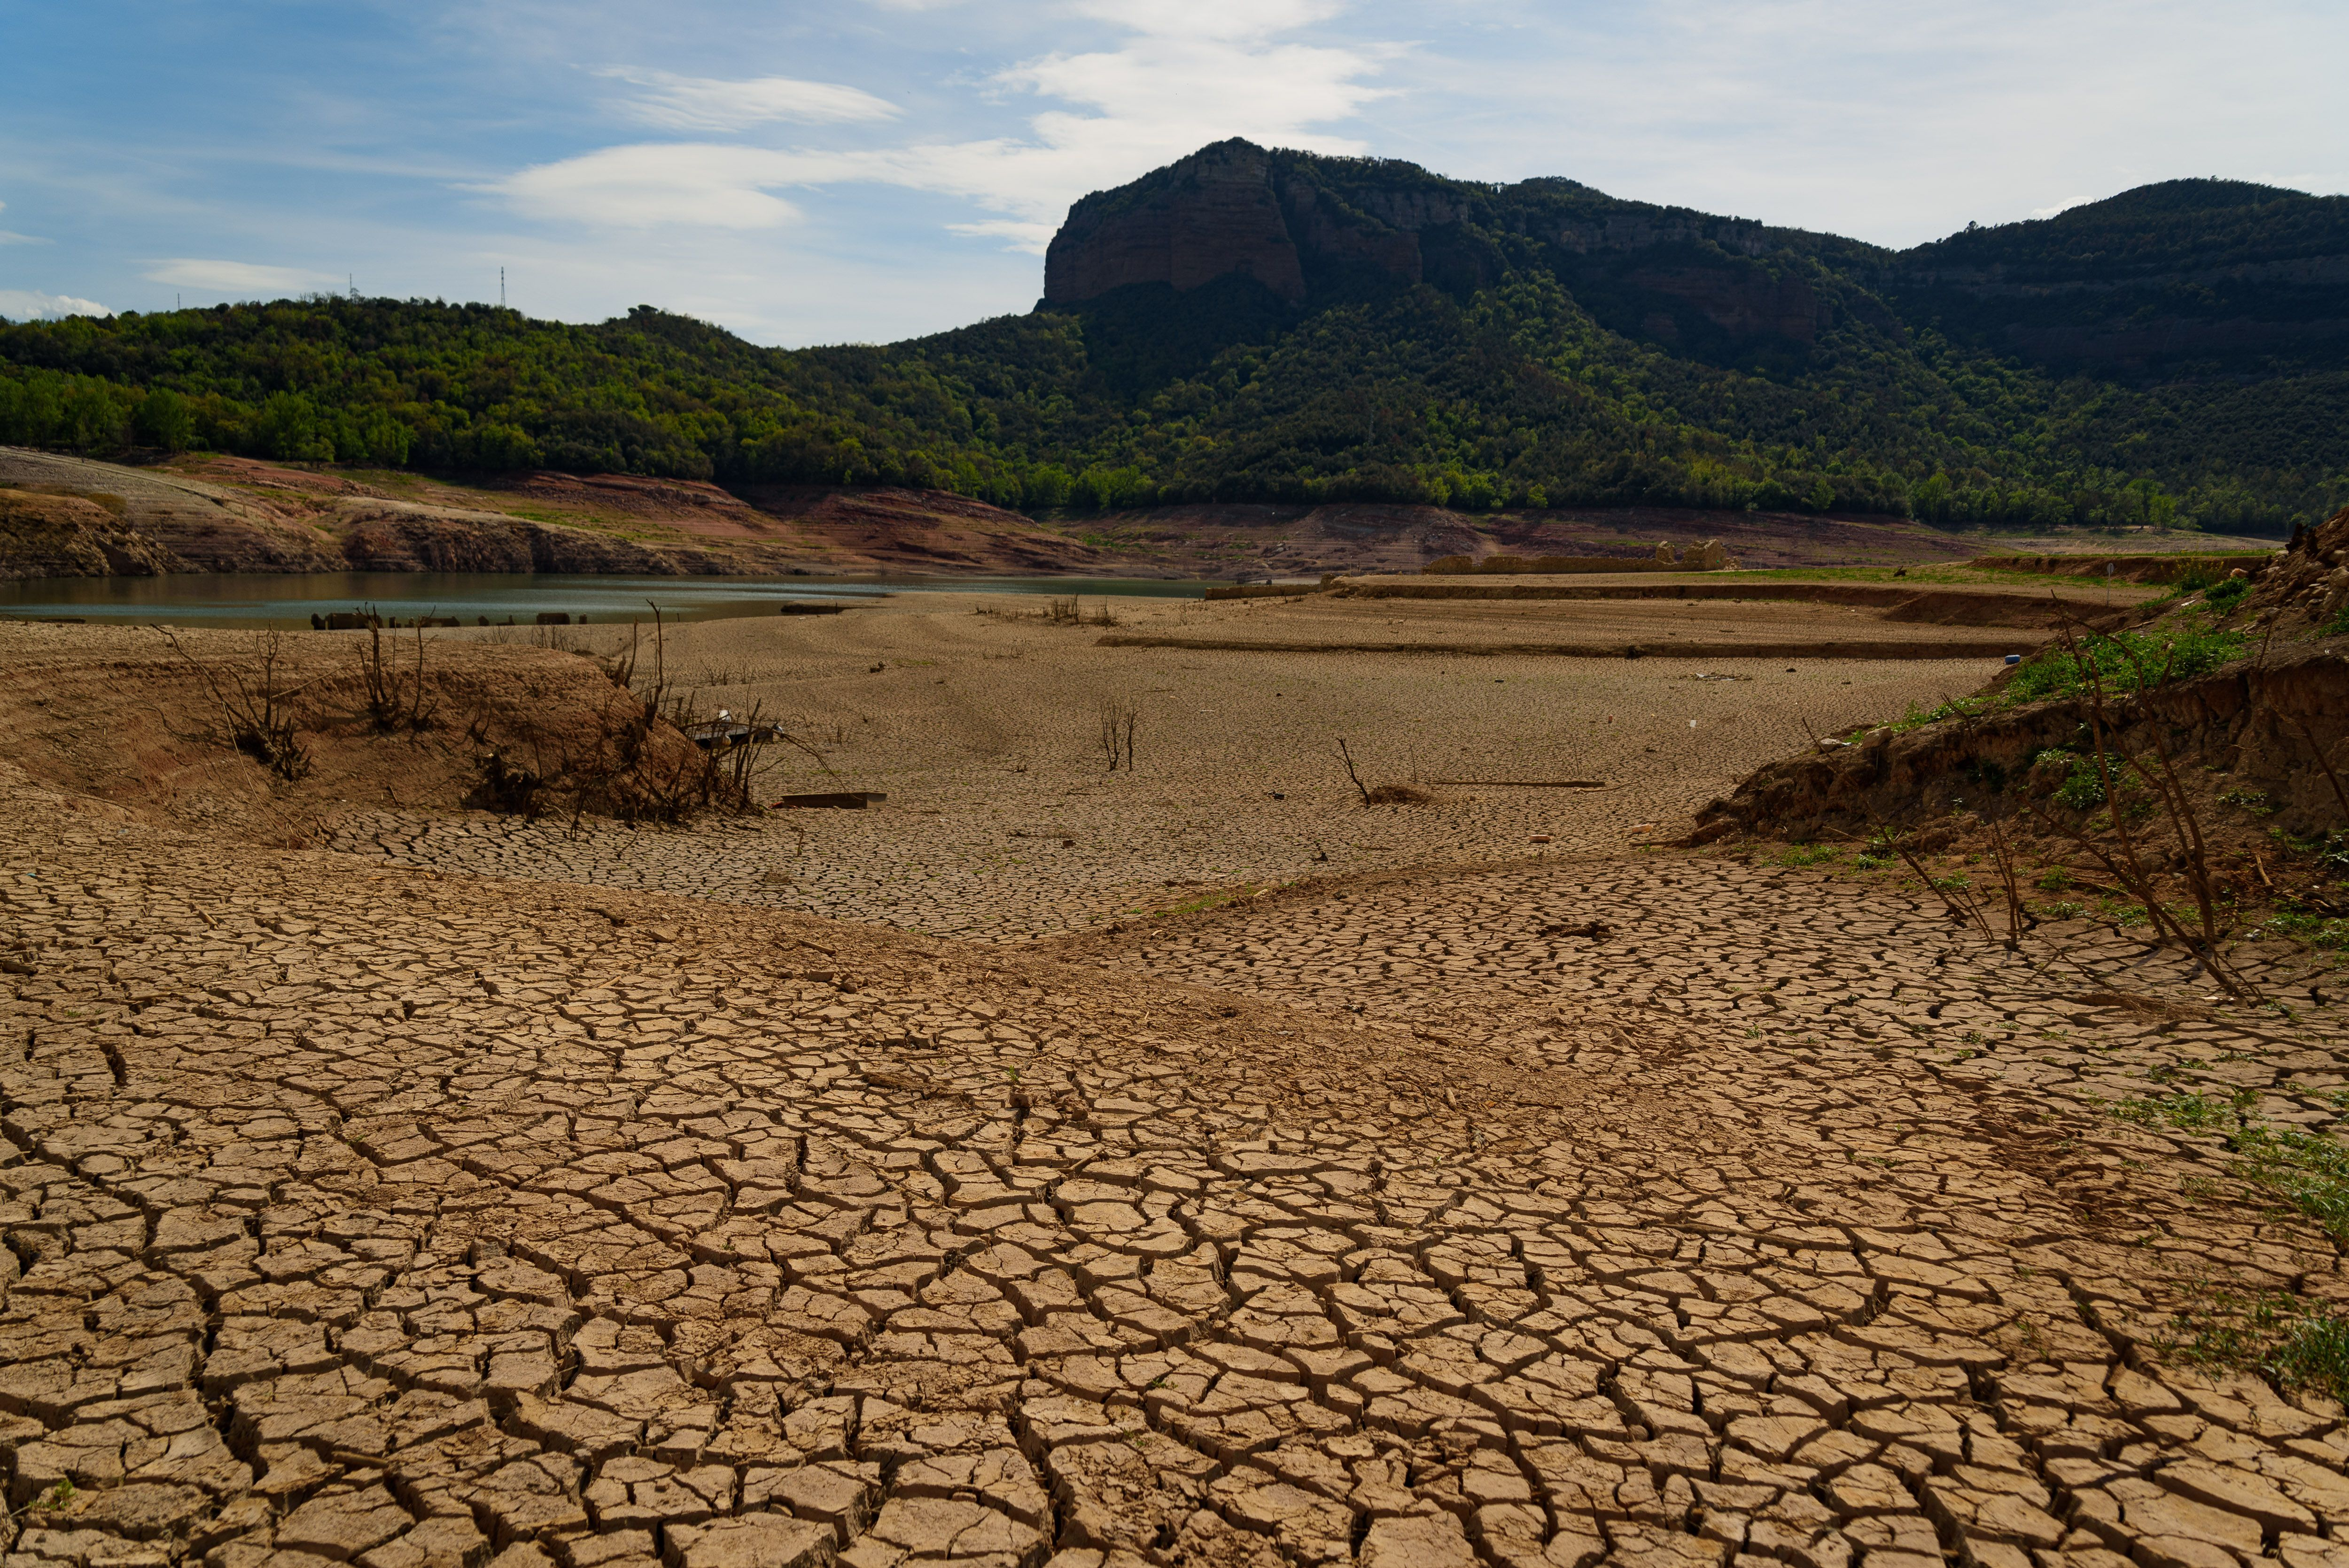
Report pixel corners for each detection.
[3,142,2344,540]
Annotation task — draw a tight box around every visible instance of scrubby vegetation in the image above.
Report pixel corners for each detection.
[3,164,2344,532]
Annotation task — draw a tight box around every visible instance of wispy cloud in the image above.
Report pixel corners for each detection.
[488,144,804,228]
[597,68,900,132]
[143,258,342,293]
[0,289,111,319]
[492,0,1390,249]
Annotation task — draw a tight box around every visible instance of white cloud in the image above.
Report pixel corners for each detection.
[0,289,111,319]
[143,258,341,292]
[488,143,805,228]
[2029,199,2087,220]
[597,68,899,132]
[492,2,1388,243]
[945,217,1057,251]
[0,232,46,246]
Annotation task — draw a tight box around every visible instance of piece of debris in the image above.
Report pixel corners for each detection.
[1540,920,1614,940]
[774,791,887,810]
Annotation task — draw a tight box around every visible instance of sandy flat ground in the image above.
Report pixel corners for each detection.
[3,594,2345,1568]
[332,595,2025,938]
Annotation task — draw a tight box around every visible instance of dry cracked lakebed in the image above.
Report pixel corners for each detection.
[2,754,2347,1568]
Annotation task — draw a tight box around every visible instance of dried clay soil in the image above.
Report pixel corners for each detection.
[1,593,2345,1568]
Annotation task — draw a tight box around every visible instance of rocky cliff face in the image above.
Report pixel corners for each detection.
[1044,141,1426,306]
[1040,140,1849,348]
[0,489,184,581]
[1045,145,2349,374]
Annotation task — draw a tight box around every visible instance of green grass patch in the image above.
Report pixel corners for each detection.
[2009,618,2247,702]
[1775,844,1840,867]
[2233,1125,2349,1243]
[2252,909,2349,949]
[2165,1293,2349,1406]
[2112,1089,2254,1133]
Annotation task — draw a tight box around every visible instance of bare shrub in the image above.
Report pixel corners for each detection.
[162,629,312,781]
[1099,697,1138,771]
[2019,624,2258,999]
[354,614,437,735]
[468,608,823,827]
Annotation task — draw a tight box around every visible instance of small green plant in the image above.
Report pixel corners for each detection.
[2052,754,2108,811]
[2111,1090,2244,1133]
[2041,900,2084,919]
[2010,618,2247,702]
[2255,909,2349,950]
[1853,852,1893,870]
[34,1480,76,1512]
[2217,788,2275,816]
[1777,844,1839,867]
[2201,575,2250,611]
[2034,866,2075,891]
[2233,1126,2349,1242]
[1883,695,1993,736]
[2266,1311,2349,1402]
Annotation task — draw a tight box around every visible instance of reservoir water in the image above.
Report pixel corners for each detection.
[0,571,1206,628]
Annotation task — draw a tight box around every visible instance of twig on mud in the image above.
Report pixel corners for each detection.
[1873,817,1996,940]
[1984,817,2029,951]
[1337,738,1372,806]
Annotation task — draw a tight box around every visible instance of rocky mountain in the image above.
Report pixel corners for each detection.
[1045,142,2348,377]
[4,143,2345,555]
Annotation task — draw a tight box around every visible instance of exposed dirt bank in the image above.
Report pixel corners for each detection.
[3,447,2283,583]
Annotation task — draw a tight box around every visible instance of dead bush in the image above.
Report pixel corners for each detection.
[354,615,437,735]
[162,628,312,781]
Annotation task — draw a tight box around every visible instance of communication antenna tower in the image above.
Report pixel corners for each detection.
[501,268,506,309]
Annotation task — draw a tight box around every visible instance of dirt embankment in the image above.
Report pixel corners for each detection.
[1695,645,2349,840]
[1693,510,2349,874]
[1,443,2294,582]
[0,619,709,846]
[1971,550,2276,583]
[0,487,183,580]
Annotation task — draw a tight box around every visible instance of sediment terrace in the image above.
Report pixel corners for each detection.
[1,592,2343,1568]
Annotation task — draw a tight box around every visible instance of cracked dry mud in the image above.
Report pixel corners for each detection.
[4,647,2349,1568]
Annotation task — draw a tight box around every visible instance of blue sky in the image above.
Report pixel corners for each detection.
[5,0,2344,345]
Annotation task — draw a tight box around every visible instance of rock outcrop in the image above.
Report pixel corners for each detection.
[331,499,728,576]
[0,488,185,580]
[1041,141,1849,344]
[1044,141,1429,306]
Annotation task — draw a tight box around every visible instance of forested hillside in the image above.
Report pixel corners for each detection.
[4,144,2343,535]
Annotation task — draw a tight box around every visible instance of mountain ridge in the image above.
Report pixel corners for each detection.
[2,141,2344,544]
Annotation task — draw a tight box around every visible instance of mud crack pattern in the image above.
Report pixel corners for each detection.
[3,763,2347,1568]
